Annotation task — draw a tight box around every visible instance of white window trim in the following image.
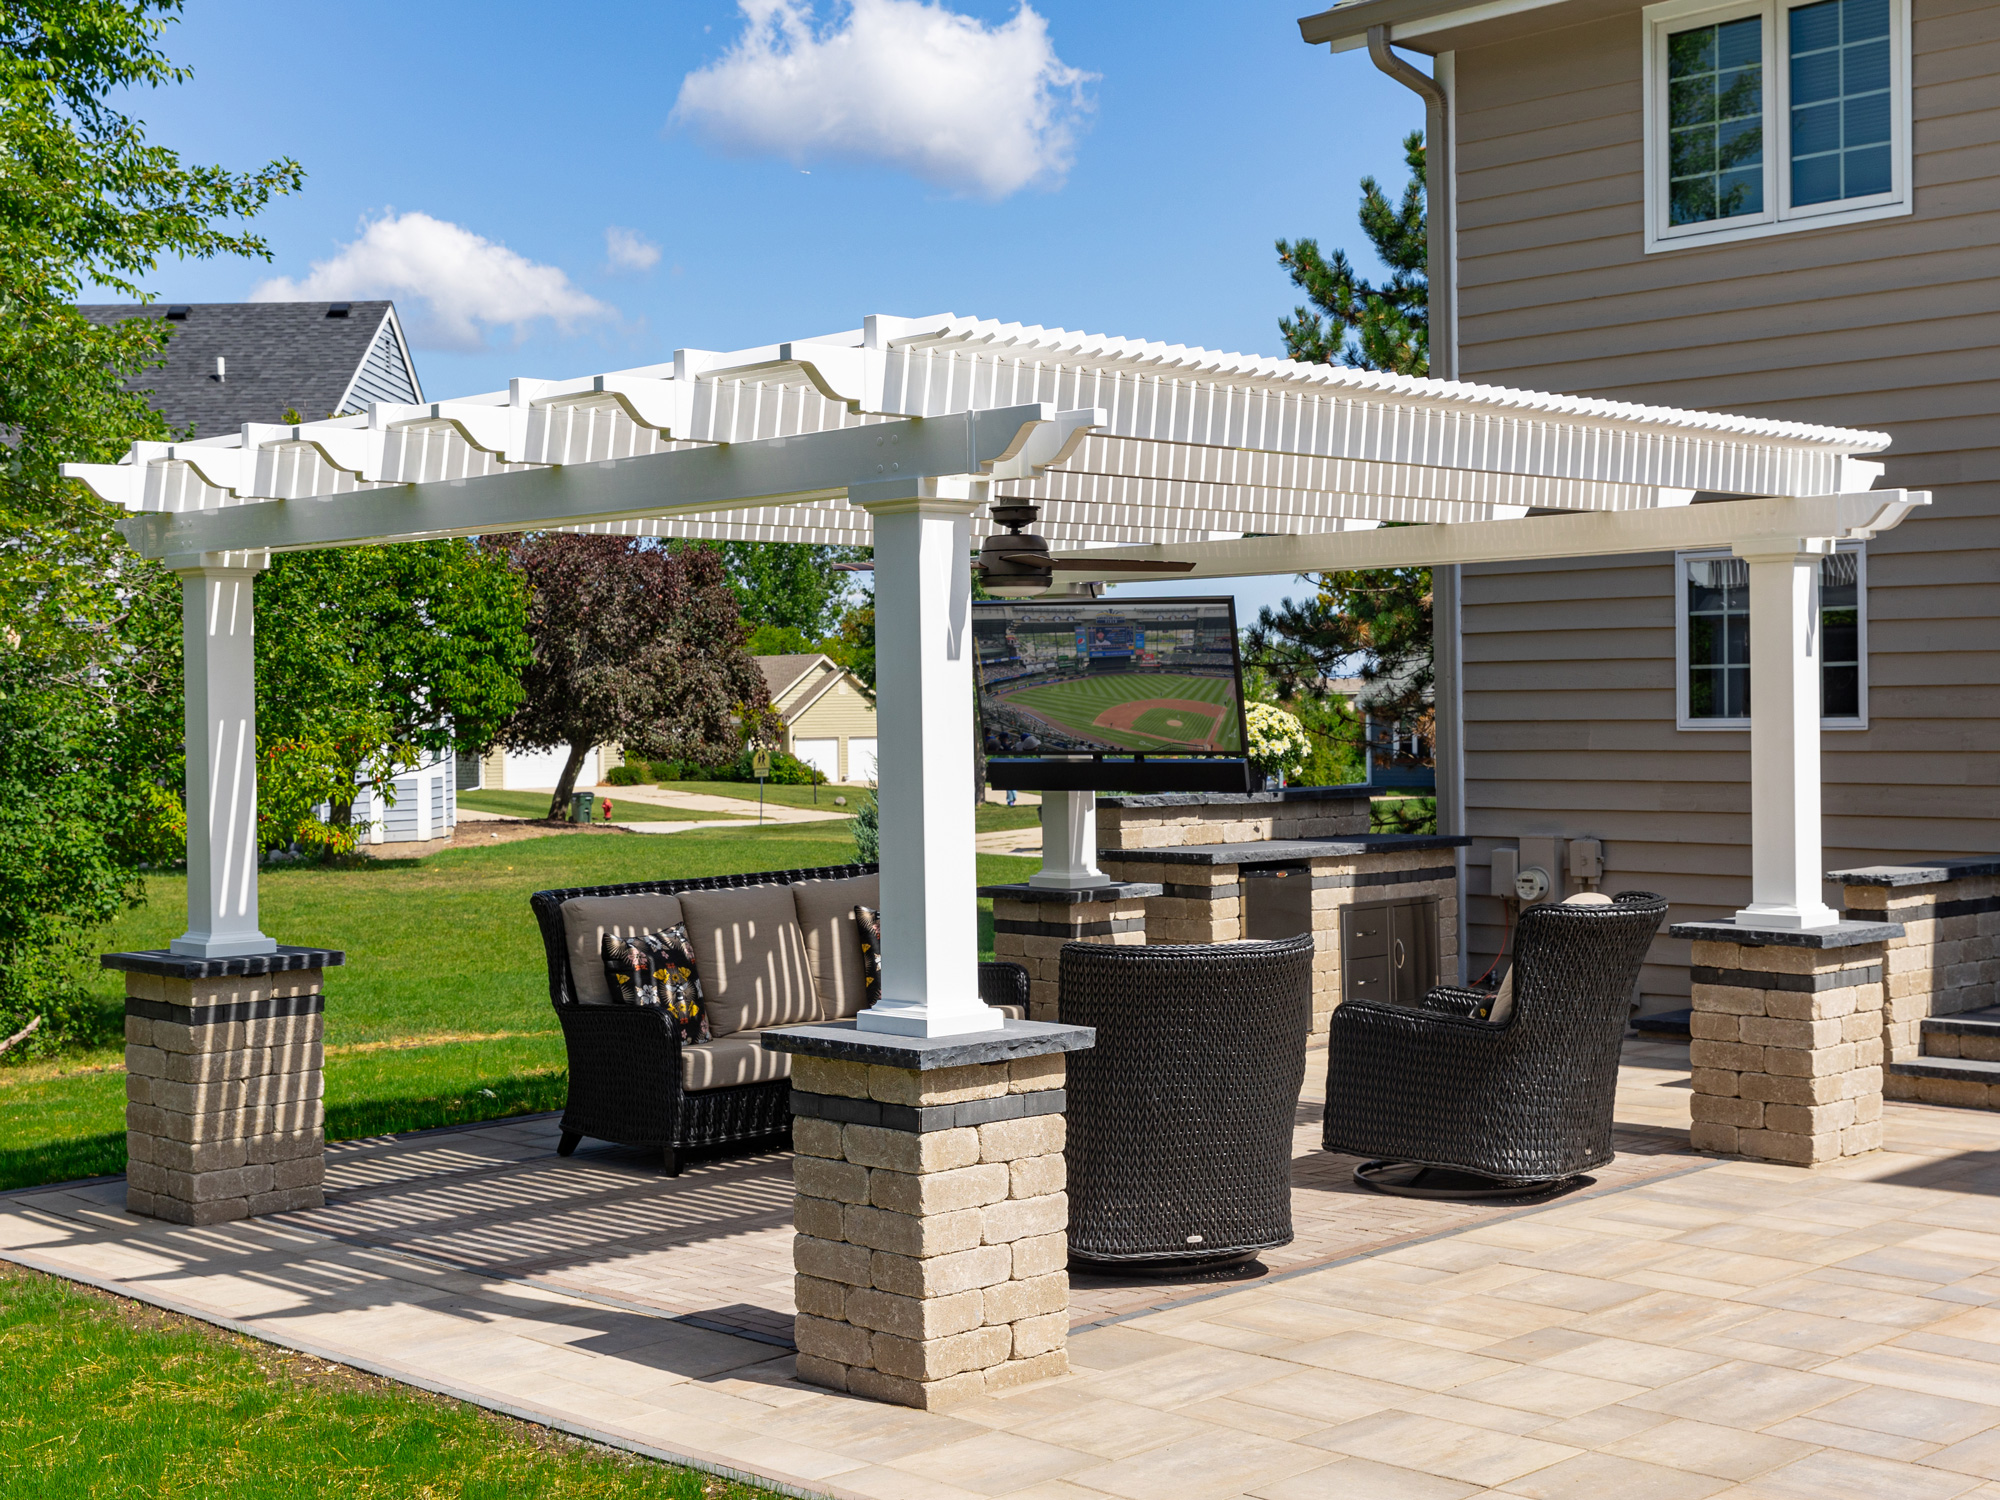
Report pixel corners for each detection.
[1674,543,1869,731]
[1642,0,1913,255]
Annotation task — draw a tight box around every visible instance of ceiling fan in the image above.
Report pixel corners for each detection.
[976,501,1194,599]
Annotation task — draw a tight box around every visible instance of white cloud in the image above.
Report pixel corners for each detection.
[605,226,662,272]
[250,211,613,352]
[674,0,1094,200]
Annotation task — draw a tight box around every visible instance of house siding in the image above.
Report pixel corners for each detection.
[341,312,420,412]
[1450,0,2000,1009]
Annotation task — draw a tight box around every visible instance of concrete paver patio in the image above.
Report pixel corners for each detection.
[7,1040,2000,1498]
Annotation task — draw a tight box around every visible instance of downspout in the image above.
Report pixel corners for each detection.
[1368,24,1467,979]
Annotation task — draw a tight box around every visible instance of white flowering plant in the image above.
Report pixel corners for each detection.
[1244,701,1313,782]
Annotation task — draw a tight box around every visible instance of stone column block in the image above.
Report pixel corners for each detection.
[763,1018,1094,1410]
[981,883,1160,1021]
[1671,920,1894,1167]
[106,946,343,1226]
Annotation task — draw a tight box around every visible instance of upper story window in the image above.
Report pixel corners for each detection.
[1644,0,1912,253]
[1676,544,1868,730]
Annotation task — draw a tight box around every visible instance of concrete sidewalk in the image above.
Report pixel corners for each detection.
[10,1048,2000,1499]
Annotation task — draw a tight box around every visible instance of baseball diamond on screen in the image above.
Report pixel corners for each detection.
[973,597,1245,756]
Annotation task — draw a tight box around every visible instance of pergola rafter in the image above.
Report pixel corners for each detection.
[65,312,1927,1033]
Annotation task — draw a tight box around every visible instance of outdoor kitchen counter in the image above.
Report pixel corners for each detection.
[1097,834,1470,1033]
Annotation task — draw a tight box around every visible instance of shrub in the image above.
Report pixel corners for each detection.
[692,748,826,785]
[603,763,648,786]
[852,786,879,863]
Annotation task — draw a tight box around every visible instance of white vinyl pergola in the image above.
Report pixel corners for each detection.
[68,313,1927,1036]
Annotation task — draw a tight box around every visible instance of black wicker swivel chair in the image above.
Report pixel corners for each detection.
[1323,890,1667,1196]
[1060,936,1314,1269]
[531,865,1031,1174]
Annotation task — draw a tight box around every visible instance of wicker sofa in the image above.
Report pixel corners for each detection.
[1322,889,1668,1193]
[531,863,1029,1173]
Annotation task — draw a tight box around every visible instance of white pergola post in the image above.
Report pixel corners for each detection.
[1030,792,1109,890]
[851,481,1001,1037]
[1734,542,1841,930]
[170,552,277,959]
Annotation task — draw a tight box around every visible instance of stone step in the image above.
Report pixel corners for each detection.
[1893,1056,2000,1083]
[1888,1056,2000,1110]
[1921,1007,2000,1038]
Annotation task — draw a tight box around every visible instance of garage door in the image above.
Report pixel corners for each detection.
[847,738,878,783]
[793,739,838,783]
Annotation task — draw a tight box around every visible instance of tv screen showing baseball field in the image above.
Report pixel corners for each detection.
[974,598,1246,757]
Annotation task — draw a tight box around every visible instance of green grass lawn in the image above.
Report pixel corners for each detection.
[0,1266,779,1499]
[0,821,1039,1192]
[458,790,748,823]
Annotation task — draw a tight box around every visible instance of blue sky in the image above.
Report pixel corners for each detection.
[119,0,1425,621]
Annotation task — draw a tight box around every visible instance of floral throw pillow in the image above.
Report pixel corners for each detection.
[854,905,883,1010]
[599,925,712,1046]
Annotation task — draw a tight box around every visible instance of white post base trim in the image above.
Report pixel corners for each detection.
[1730,901,1844,932]
[168,933,281,959]
[1028,789,1110,890]
[854,1001,1008,1038]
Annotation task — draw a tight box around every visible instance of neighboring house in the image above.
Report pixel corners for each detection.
[82,299,457,846]
[755,655,879,783]
[80,299,421,435]
[461,745,607,793]
[1301,0,1996,1012]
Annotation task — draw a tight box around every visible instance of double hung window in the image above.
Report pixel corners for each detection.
[1675,545,1867,730]
[1644,0,1911,252]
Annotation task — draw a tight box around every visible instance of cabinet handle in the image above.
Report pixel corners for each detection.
[1393,939,1406,969]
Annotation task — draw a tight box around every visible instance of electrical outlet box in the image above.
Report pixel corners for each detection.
[1569,838,1604,885]
[1490,847,1518,898]
[1518,836,1566,905]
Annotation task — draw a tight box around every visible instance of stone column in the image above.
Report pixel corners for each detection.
[762,1019,1093,1410]
[108,947,341,1225]
[1830,860,2000,1067]
[1670,919,1900,1165]
[980,883,1159,1021]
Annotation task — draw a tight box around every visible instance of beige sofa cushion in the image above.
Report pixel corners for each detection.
[681,1029,792,1091]
[560,892,685,1004]
[792,874,880,1019]
[676,883,818,1037]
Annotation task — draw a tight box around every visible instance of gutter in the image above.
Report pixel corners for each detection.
[1299,0,1568,51]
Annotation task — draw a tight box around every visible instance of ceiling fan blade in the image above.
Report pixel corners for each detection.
[1045,557,1197,574]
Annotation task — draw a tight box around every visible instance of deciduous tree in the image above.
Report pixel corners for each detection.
[495,535,771,817]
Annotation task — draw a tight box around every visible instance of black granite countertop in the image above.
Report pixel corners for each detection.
[1096,786,1375,809]
[101,946,347,979]
[761,1017,1094,1068]
[1824,858,2000,888]
[1667,919,1904,948]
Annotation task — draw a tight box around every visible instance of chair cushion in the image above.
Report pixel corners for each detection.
[791,874,880,1018]
[561,893,685,1004]
[676,883,818,1037]
[1490,892,1616,1021]
[600,925,711,1046]
[680,1028,793,1091]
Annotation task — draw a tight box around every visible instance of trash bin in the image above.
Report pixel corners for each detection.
[570,791,594,823]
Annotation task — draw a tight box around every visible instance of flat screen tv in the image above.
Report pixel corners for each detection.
[974,596,1254,793]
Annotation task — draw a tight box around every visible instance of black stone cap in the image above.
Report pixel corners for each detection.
[976,881,1164,903]
[1668,919,1903,949]
[1826,859,2000,887]
[761,1016,1094,1068]
[100,945,346,979]
[1097,834,1471,867]
[1096,786,1375,809]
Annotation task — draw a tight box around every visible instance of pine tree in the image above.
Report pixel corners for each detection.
[1255,131,1436,817]
[1275,131,1428,375]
